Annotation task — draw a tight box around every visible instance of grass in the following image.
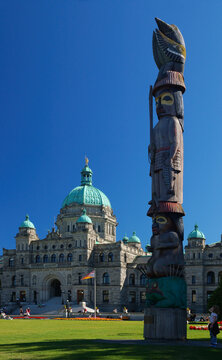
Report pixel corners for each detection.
[0,320,221,359]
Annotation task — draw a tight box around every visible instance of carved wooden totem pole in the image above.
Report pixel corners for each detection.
[144,18,187,340]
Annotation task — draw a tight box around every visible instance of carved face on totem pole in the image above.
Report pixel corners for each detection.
[154,87,184,129]
[152,214,173,235]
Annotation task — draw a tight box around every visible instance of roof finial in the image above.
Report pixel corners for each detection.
[85,156,89,166]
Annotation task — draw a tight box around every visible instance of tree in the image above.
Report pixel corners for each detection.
[207,279,222,320]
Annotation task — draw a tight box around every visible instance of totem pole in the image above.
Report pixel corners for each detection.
[144,18,187,340]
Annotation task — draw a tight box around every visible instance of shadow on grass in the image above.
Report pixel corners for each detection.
[0,339,222,360]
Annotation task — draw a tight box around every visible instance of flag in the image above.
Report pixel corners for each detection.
[81,270,95,280]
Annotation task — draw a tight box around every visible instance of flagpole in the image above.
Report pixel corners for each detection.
[94,268,96,318]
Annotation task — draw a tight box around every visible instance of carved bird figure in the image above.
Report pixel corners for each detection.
[152,18,186,75]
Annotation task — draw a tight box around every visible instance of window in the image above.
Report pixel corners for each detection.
[98,225,101,232]
[59,254,64,263]
[198,253,201,259]
[67,225,70,232]
[79,254,82,262]
[207,271,215,284]
[37,246,40,250]
[9,258,14,267]
[68,244,72,248]
[220,253,222,258]
[140,274,146,286]
[73,225,75,232]
[21,257,24,265]
[192,253,195,259]
[12,275,16,287]
[51,254,56,263]
[108,252,113,262]
[67,253,73,262]
[192,275,196,284]
[78,273,82,285]
[129,274,135,286]
[207,291,213,300]
[36,255,41,263]
[140,291,146,303]
[129,291,136,303]
[124,253,127,263]
[103,290,109,303]
[21,275,24,286]
[52,245,56,249]
[44,245,48,250]
[103,273,110,285]
[192,290,196,303]
[60,244,64,249]
[218,271,222,284]
[43,255,48,263]
[208,253,213,258]
[32,275,36,286]
[99,253,104,262]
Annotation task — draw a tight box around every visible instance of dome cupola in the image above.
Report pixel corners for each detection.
[62,159,111,209]
[19,215,35,229]
[76,209,92,224]
[187,224,205,240]
[128,232,141,244]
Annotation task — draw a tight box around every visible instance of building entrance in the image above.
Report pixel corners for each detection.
[77,290,84,304]
[50,279,61,297]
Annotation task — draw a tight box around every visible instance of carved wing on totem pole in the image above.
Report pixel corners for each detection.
[152,18,186,77]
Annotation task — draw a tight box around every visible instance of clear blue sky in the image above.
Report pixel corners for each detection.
[1,0,222,252]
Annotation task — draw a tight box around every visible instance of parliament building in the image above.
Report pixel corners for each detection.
[0,162,148,311]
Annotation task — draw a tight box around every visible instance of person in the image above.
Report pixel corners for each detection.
[25,307,30,317]
[208,305,220,347]
[19,306,23,316]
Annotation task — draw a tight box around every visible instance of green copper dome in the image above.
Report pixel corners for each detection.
[128,232,141,243]
[76,209,92,224]
[122,234,129,244]
[62,163,111,209]
[188,224,205,240]
[20,215,35,229]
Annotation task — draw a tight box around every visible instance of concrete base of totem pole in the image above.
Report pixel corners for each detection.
[144,307,187,341]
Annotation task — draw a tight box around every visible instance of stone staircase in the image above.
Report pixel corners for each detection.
[26,297,64,316]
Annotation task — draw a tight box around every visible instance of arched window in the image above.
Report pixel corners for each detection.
[108,252,113,262]
[59,254,64,263]
[98,225,101,232]
[129,273,135,286]
[99,253,104,262]
[36,255,41,263]
[20,257,24,265]
[67,274,71,285]
[207,271,215,284]
[9,258,14,267]
[124,253,127,263]
[43,255,48,263]
[32,275,36,286]
[12,275,16,286]
[103,273,110,285]
[67,253,73,262]
[51,254,56,263]
[103,273,110,284]
[140,274,146,286]
[218,271,222,284]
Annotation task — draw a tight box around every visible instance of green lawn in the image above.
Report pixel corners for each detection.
[0,320,221,359]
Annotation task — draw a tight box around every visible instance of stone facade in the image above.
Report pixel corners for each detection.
[184,226,222,313]
[0,165,148,312]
